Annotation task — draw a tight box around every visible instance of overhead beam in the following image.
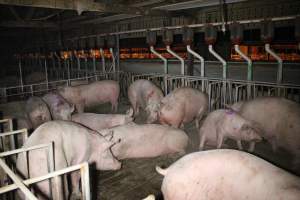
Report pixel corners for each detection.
[0,0,168,16]
[0,20,58,28]
[25,7,36,20]
[8,6,22,21]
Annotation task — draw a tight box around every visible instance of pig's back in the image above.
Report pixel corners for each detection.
[240,97,300,141]
[162,150,300,200]
[72,113,116,130]
[110,124,187,158]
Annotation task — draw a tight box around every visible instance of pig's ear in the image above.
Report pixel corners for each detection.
[146,90,155,100]
[241,124,251,131]
[70,104,75,113]
[103,137,121,150]
[126,108,134,117]
[104,130,114,141]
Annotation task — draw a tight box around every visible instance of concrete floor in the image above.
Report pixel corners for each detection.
[0,99,299,200]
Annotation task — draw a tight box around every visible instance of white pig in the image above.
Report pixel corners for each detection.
[16,121,121,200]
[43,92,74,120]
[25,96,51,129]
[128,79,164,123]
[237,97,300,169]
[58,80,120,113]
[156,149,300,200]
[71,108,134,130]
[199,109,262,151]
[158,87,208,128]
[100,123,188,160]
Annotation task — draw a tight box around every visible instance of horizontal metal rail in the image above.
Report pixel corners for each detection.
[0,158,38,200]
[0,162,90,200]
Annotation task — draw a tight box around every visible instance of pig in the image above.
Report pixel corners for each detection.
[42,92,74,120]
[71,108,134,130]
[58,80,120,113]
[198,109,262,151]
[237,97,300,169]
[25,96,51,129]
[155,149,300,200]
[16,120,121,200]
[16,117,32,130]
[99,122,188,160]
[128,79,164,123]
[158,87,208,128]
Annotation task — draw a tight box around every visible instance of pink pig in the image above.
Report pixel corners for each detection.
[158,87,208,128]
[128,79,164,123]
[58,80,119,113]
[155,149,300,200]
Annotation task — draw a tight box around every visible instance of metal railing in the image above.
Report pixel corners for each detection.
[1,71,300,109]
[0,143,90,200]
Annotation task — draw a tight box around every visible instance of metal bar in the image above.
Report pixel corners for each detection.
[265,44,283,84]
[187,45,204,77]
[0,162,90,195]
[100,48,106,73]
[150,46,168,74]
[0,143,51,158]
[166,45,184,75]
[187,45,205,91]
[208,44,227,79]
[19,58,24,93]
[80,162,90,200]
[234,45,252,81]
[41,15,297,46]
[0,158,38,200]
[110,48,116,73]
[0,129,28,138]
[44,57,49,91]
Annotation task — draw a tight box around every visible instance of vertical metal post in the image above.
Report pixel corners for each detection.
[100,48,106,73]
[0,158,38,200]
[19,58,24,93]
[150,46,168,95]
[44,57,49,91]
[187,45,205,91]
[91,50,97,81]
[265,44,283,84]
[234,44,252,99]
[208,44,227,105]
[67,57,71,86]
[81,162,91,200]
[109,48,116,73]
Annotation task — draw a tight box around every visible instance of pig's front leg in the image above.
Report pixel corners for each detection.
[270,137,278,153]
[70,171,81,200]
[199,134,206,150]
[76,104,84,113]
[236,140,243,150]
[248,141,256,152]
[216,133,224,149]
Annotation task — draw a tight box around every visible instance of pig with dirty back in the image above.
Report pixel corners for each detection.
[155,149,300,200]
[43,92,74,120]
[71,108,134,130]
[199,109,262,151]
[58,80,120,113]
[99,122,188,160]
[16,121,121,200]
[158,87,208,128]
[237,97,300,169]
[25,96,51,129]
[128,79,164,123]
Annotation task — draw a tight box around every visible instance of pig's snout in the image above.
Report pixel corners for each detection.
[112,160,122,170]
